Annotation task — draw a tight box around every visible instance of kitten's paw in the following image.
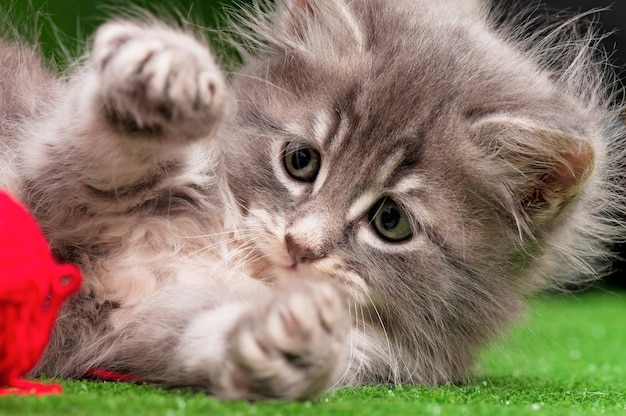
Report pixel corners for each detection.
[93,21,231,141]
[219,280,349,401]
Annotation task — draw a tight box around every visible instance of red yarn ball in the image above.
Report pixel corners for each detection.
[0,191,82,396]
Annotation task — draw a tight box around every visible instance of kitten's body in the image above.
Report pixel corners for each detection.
[0,0,624,400]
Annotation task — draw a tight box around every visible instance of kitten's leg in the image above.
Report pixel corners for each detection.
[41,277,349,401]
[175,279,350,400]
[92,21,230,145]
[19,21,231,232]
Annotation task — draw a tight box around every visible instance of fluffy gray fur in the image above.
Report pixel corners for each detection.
[0,0,624,400]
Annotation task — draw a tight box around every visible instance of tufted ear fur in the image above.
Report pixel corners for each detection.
[474,116,595,230]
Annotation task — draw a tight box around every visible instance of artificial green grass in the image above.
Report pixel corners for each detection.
[1,290,625,416]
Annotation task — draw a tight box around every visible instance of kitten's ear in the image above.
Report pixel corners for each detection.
[475,116,595,225]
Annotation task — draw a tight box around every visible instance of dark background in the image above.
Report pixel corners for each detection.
[1,0,625,285]
[2,1,624,73]
[539,1,626,71]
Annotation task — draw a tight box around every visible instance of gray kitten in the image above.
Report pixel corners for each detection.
[0,0,624,401]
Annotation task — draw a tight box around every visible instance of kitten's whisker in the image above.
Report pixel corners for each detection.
[231,197,253,215]
[172,233,257,264]
[363,290,397,384]
[172,228,255,239]
[367,196,388,227]
[345,300,359,386]
[330,300,355,389]
[205,244,258,279]
[354,302,370,385]
[336,299,365,388]
[212,239,269,278]
[350,300,366,386]
[223,71,295,97]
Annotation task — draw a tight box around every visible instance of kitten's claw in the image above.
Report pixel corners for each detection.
[219,280,349,401]
[92,22,231,141]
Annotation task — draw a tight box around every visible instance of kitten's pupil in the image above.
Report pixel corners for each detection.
[283,142,321,182]
[370,199,413,242]
[293,149,311,170]
[380,206,400,231]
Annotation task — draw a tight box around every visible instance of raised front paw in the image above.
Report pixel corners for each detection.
[219,280,349,401]
[93,21,232,141]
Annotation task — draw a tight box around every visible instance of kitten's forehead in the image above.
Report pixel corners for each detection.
[316,131,409,195]
[234,0,540,206]
[256,0,545,140]
[267,77,434,204]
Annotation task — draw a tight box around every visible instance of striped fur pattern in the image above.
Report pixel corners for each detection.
[0,0,624,400]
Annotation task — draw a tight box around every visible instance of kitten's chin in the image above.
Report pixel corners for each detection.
[250,259,330,285]
[262,264,307,282]
[275,262,332,282]
[246,255,295,283]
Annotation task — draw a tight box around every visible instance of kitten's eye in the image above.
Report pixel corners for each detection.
[369,198,413,242]
[283,142,321,182]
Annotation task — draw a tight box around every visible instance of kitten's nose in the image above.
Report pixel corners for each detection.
[285,234,322,263]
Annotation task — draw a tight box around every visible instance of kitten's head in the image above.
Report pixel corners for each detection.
[221,0,612,382]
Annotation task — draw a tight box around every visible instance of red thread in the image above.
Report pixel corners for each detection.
[84,369,140,383]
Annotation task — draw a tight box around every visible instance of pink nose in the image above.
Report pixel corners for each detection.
[285,234,322,263]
